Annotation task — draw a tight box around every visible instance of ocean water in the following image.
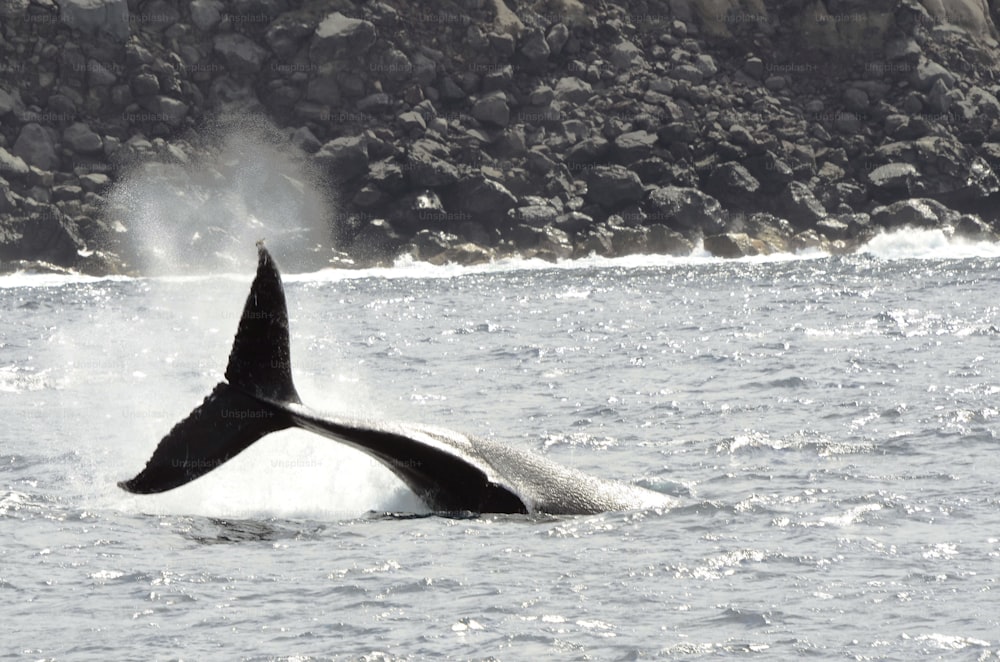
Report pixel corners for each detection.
[2,228,999,660]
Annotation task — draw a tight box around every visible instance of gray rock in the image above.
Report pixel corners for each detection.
[63,122,103,154]
[775,181,827,230]
[519,29,550,70]
[584,165,644,209]
[911,58,956,92]
[553,77,593,104]
[213,33,269,73]
[613,130,658,164]
[265,15,315,58]
[512,205,559,228]
[86,59,118,87]
[610,40,644,71]
[843,87,869,112]
[0,208,85,266]
[314,135,369,180]
[546,23,570,55]
[454,177,517,217]
[868,162,917,192]
[705,161,760,208]
[0,146,30,179]
[12,123,59,171]
[79,172,110,192]
[131,72,159,97]
[155,97,189,126]
[744,151,794,194]
[870,198,958,229]
[56,0,129,41]
[647,225,694,256]
[472,91,510,127]
[406,142,459,187]
[646,186,724,234]
[743,56,764,79]
[704,232,760,258]
[0,87,17,116]
[311,12,376,59]
[398,111,426,132]
[190,0,223,30]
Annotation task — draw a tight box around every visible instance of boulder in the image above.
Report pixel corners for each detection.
[774,181,827,230]
[647,225,694,256]
[584,165,644,210]
[472,91,510,127]
[553,77,593,104]
[314,135,369,180]
[870,198,959,229]
[0,147,30,180]
[704,161,760,208]
[213,33,269,73]
[646,186,724,234]
[62,122,103,155]
[704,233,760,259]
[12,124,58,171]
[56,0,129,41]
[613,130,658,164]
[190,0,223,31]
[311,12,376,60]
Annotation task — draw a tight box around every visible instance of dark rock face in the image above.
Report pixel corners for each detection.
[3,0,1000,274]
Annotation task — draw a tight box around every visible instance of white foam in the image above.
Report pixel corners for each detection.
[860,227,1000,260]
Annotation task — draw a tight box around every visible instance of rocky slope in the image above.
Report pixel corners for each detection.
[2,0,1000,274]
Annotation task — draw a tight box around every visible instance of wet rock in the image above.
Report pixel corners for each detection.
[432,242,495,266]
[646,186,724,234]
[704,233,760,258]
[0,209,85,266]
[647,225,694,256]
[870,198,958,229]
[954,215,996,240]
[350,218,402,265]
[584,165,644,210]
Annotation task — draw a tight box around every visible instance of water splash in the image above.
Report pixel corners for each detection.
[107,115,337,275]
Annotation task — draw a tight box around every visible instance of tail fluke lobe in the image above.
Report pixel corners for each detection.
[225,241,300,404]
[120,244,301,494]
[118,383,292,494]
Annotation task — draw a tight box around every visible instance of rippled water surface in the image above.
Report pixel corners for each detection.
[3,233,1000,660]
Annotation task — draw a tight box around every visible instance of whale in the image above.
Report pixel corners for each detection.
[118,243,676,515]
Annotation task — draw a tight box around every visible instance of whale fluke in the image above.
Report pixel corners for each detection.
[119,245,676,514]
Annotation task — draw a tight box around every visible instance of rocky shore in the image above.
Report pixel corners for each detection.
[2,0,1000,275]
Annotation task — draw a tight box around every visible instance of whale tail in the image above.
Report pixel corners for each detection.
[118,243,301,494]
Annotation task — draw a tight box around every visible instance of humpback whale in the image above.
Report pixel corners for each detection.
[118,243,676,515]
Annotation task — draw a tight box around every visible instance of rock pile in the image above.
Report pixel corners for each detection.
[2,0,1000,274]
